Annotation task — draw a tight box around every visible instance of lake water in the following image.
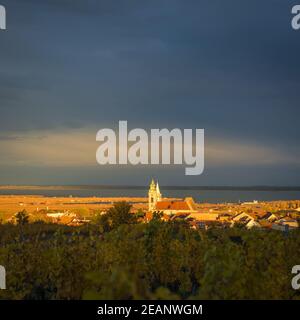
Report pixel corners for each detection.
[1,187,300,203]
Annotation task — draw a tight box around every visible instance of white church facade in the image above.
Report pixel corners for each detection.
[146,180,219,223]
[148,179,198,215]
[148,179,162,211]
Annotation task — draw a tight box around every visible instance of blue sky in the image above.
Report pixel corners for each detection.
[0,0,299,186]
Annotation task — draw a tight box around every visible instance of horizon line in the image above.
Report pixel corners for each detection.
[1,185,300,191]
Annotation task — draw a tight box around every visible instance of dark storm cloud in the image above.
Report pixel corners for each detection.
[0,0,299,184]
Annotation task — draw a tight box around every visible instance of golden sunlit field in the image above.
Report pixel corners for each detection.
[0,195,149,221]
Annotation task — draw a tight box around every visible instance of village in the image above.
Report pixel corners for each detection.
[0,180,299,232]
[145,180,300,231]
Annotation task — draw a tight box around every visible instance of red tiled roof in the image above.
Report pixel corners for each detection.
[156,200,190,211]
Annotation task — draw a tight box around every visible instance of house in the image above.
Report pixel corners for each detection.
[241,200,259,205]
[188,212,219,221]
[57,216,76,225]
[232,212,256,222]
[193,220,225,230]
[260,212,278,222]
[277,218,298,229]
[272,224,289,232]
[170,213,191,220]
[259,220,273,229]
[231,212,263,228]
[69,217,91,226]
[46,211,77,224]
[144,211,171,222]
[246,220,261,229]
[155,197,197,215]
[46,211,76,219]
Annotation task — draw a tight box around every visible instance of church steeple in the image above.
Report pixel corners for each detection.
[156,182,161,201]
[150,179,156,190]
[148,179,162,211]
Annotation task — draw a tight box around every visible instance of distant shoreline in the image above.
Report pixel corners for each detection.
[0,185,300,191]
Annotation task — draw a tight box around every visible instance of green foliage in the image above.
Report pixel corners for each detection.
[15,210,29,225]
[152,211,164,221]
[135,209,146,218]
[75,208,90,219]
[105,201,137,229]
[0,205,299,300]
[94,213,111,233]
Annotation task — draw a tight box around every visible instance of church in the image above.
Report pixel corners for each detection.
[148,179,162,211]
[148,179,197,215]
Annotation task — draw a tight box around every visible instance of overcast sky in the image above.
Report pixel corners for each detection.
[0,0,299,186]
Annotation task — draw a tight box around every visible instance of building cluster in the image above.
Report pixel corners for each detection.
[146,180,299,231]
[6,181,299,232]
[8,210,90,226]
[46,211,91,226]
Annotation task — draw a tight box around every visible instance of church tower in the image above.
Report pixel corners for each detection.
[156,182,162,202]
[148,179,162,211]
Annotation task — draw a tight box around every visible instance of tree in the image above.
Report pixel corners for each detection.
[95,213,111,233]
[135,209,145,218]
[152,211,163,221]
[106,202,137,229]
[15,210,29,225]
